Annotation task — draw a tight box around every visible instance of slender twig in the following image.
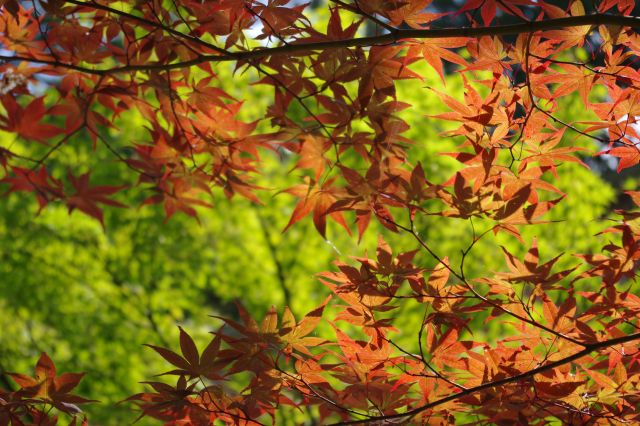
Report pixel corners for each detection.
[65,0,229,56]
[396,216,588,347]
[328,0,395,32]
[523,33,608,144]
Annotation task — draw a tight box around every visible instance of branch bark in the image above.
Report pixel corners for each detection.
[3,13,640,74]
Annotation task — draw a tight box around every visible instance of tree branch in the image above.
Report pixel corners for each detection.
[329,331,640,425]
[3,14,640,74]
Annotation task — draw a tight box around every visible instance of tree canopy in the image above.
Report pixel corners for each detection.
[1,0,640,424]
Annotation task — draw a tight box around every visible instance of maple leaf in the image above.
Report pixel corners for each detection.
[598,0,635,14]
[145,327,225,381]
[272,301,329,357]
[284,177,350,238]
[253,1,308,38]
[386,0,443,29]
[538,63,597,105]
[432,80,502,142]
[519,128,588,175]
[407,37,467,83]
[293,134,330,180]
[125,376,198,423]
[542,1,593,50]
[304,6,361,42]
[497,239,576,289]
[8,353,95,415]
[577,223,640,286]
[457,0,534,25]
[358,45,422,101]
[158,175,214,221]
[0,96,62,143]
[66,172,126,226]
[601,144,640,172]
[1,166,64,210]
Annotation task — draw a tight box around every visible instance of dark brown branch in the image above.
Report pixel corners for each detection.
[330,331,640,425]
[3,14,640,74]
